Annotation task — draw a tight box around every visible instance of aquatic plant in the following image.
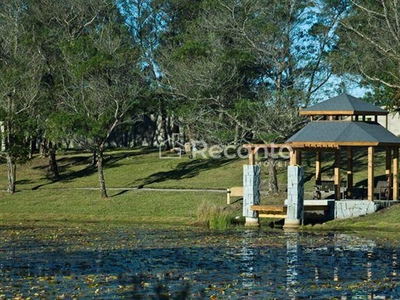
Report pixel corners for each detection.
[196,201,235,230]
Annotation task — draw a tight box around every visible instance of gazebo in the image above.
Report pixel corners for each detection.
[285,93,400,201]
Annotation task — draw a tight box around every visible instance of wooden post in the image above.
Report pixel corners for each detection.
[386,148,392,199]
[394,148,399,200]
[290,149,297,166]
[347,147,353,199]
[315,151,322,185]
[367,147,375,201]
[334,149,341,200]
[243,165,261,226]
[290,149,302,166]
[248,149,255,165]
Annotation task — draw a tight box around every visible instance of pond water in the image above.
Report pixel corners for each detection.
[1,224,400,299]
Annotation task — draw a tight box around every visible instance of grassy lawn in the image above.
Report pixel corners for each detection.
[1,147,399,230]
[3,149,246,191]
[0,189,229,225]
[0,148,246,226]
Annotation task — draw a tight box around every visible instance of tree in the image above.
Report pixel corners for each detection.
[58,0,145,197]
[0,0,45,193]
[155,0,344,192]
[23,0,72,180]
[329,0,400,108]
[118,0,176,147]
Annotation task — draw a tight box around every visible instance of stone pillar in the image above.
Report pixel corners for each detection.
[243,165,261,226]
[284,165,304,229]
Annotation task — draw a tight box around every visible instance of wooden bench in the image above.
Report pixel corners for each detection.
[251,204,330,219]
[251,205,287,218]
[226,187,243,204]
[374,180,389,200]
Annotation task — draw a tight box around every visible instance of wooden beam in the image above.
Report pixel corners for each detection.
[288,141,379,148]
[347,147,353,198]
[251,205,286,213]
[368,146,374,201]
[251,205,329,212]
[299,110,388,116]
[259,214,287,219]
[394,148,399,200]
[334,149,341,200]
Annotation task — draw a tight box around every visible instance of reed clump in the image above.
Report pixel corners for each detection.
[195,201,237,230]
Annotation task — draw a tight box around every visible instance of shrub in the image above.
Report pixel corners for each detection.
[196,201,234,230]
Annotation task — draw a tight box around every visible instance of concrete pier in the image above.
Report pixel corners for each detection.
[243,165,261,226]
[284,166,304,229]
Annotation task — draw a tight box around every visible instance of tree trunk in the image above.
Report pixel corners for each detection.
[268,157,279,193]
[40,138,49,157]
[161,99,171,149]
[97,149,108,198]
[47,142,60,180]
[6,153,16,194]
[234,123,240,145]
[29,138,34,159]
[90,150,97,167]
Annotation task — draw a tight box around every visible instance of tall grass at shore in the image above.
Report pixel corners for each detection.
[195,201,240,230]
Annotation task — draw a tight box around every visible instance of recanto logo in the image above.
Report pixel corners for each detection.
[159,137,292,161]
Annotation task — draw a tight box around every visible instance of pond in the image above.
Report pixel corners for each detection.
[1,224,400,299]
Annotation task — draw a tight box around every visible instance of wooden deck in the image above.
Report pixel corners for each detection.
[251,202,330,219]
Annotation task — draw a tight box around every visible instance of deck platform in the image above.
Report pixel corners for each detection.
[251,200,331,219]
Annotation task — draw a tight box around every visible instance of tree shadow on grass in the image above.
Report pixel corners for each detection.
[136,158,236,188]
[31,150,155,190]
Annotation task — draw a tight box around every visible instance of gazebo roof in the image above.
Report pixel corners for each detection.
[300,93,388,116]
[286,121,400,147]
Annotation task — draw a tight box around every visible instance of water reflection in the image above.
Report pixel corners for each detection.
[239,230,259,289]
[1,225,400,298]
[285,231,299,291]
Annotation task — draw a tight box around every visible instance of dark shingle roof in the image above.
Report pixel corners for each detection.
[286,121,400,146]
[300,93,388,115]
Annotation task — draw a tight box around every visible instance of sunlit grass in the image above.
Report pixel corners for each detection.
[0,146,397,229]
[0,188,228,225]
